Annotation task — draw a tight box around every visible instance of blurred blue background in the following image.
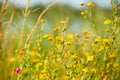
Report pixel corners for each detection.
[0,0,111,9]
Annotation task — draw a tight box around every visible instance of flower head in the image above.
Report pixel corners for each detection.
[83,68,89,73]
[87,56,94,61]
[109,52,117,59]
[94,37,101,43]
[56,36,63,43]
[9,57,16,62]
[64,41,72,45]
[53,26,61,31]
[104,19,111,24]
[102,39,109,44]
[14,68,21,74]
[87,2,95,7]
[67,34,74,39]
[80,11,85,15]
[60,20,66,24]
[41,19,46,23]
[105,28,110,32]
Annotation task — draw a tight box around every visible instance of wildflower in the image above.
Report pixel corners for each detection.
[82,30,92,38]
[39,70,48,79]
[109,52,117,59]
[80,11,85,15]
[62,75,69,79]
[14,68,21,74]
[60,20,66,24]
[43,34,50,38]
[82,30,89,35]
[105,28,110,32]
[48,37,53,41]
[64,41,72,45]
[104,19,111,24]
[67,34,74,39]
[84,52,90,57]
[94,37,101,43]
[41,19,46,23]
[19,50,24,55]
[29,50,37,57]
[80,2,84,6]
[102,39,109,44]
[87,56,94,61]
[64,53,70,58]
[72,78,79,80]
[53,26,61,31]
[91,68,97,73]
[56,36,63,43]
[87,2,95,7]
[82,68,88,73]
[9,57,16,62]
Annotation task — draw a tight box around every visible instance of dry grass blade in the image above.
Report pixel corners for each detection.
[24,2,56,47]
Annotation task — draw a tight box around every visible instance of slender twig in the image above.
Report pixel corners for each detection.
[24,2,56,47]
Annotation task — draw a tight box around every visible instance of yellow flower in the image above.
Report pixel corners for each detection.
[64,53,70,58]
[60,20,66,24]
[104,28,110,32]
[62,75,69,80]
[19,50,24,55]
[82,30,92,38]
[104,19,111,24]
[56,36,63,43]
[39,70,48,79]
[72,78,79,80]
[87,56,94,61]
[91,68,97,73]
[83,68,88,73]
[41,19,46,23]
[94,37,101,43]
[109,52,117,59]
[80,11,85,15]
[82,30,89,35]
[29,50,37,56]
[67,34,74,39]
[102,39,109,44]
[64,41,72,45]
[84,52,90,57]
[53,26,61,31]
[48,37,53,41]
[9,57,16,62]
[87,2,95,7]
[43,34,50,38]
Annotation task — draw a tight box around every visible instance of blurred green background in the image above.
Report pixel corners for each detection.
[0,0,113,33]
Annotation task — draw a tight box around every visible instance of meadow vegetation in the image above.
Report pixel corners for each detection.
[0,0,120,80]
